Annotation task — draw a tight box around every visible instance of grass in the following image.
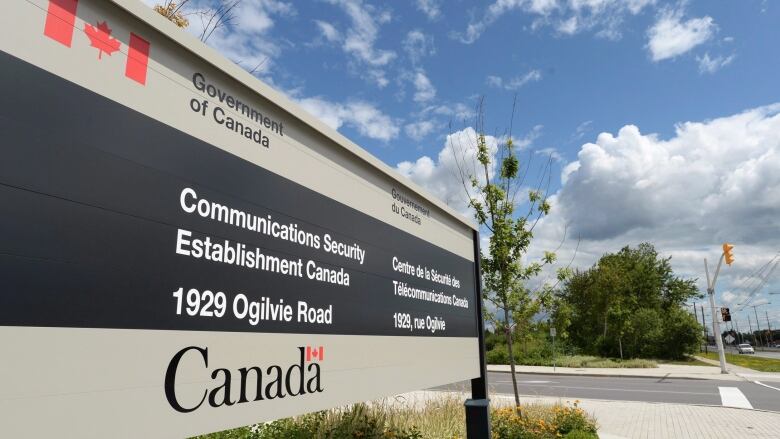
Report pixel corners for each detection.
[515,355,657,369]
[699,351,780,372]
[193,395,599,439]
[656,356,712,367]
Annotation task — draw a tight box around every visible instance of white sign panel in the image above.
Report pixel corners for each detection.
[0,1,482,437]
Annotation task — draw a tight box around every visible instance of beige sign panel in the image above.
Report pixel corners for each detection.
[0,0,481,437]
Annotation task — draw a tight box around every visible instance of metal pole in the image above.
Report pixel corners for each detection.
[699,303,708,354]
[753,306,763,348]
[747,314,754,345]
[735,319,741,344]
[465,230,491,439]
[767,310,774,347]
[705,257,728,373]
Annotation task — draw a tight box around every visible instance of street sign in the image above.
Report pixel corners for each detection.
[0,1,482,437]
[550,327,557,337]
[725,334,735,344]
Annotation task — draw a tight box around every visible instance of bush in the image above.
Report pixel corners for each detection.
[263,404,421,439]
[487,351,657,368]
[197,397,598,439]
[486,344,510,364]
[491,402,598,439]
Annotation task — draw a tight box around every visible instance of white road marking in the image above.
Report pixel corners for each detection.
[519,380,554,384]
[718,387,753,409]
[492,382,714,396]
[753,381,780,392]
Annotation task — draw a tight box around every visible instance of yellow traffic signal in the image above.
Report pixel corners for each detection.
[722,243,735,266]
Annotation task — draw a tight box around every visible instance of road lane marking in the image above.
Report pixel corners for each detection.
[718,387,753,409]
[753,381,780,392]
[492,382,714,396]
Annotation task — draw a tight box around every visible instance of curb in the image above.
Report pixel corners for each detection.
[485,368,744,381]
[437,390,780,415]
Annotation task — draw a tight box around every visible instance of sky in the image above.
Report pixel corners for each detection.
[142,0,780,334]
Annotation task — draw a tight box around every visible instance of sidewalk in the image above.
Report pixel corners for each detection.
[488,361,780,383]
[391,391,780,439]
[493,394,780,439]
[487,363,748,381]
[692,356,780,383]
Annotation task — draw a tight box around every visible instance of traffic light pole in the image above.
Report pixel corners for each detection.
[704,256,728,374]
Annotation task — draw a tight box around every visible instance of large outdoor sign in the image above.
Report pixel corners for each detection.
[0,1,481,437]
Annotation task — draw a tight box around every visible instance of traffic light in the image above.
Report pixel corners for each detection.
[721,307,731,322]
[722,243,735,266]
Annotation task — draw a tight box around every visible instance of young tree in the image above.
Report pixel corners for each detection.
[451,100,559,410]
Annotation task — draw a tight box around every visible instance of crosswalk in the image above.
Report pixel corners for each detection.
[718,386,753,409]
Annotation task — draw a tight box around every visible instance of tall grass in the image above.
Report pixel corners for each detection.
[515,355,657,368]
[194,394,598,439]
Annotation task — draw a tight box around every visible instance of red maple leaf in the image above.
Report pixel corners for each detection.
[84,21,121,59]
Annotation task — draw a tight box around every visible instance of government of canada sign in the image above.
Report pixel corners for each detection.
[0,1,481,437]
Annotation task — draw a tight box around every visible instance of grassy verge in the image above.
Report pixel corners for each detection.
[509,355,657,369]
[700,352,780,372]
[656,356,712,367]
[193,396,598,439]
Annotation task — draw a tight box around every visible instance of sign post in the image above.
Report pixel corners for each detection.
[0,1,488,437]
[550,325,557,372]
[465,230,491,439]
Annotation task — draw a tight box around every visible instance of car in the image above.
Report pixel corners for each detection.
[737,343,755,354]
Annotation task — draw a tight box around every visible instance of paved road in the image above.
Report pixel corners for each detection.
[709,345,780,360]
[436,372,780,412]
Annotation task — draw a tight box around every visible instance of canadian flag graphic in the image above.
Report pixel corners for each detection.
[306,346,324,362]
[43,0,150,85]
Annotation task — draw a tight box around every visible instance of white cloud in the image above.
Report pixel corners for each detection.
[536,147,563,162]
[403,30,436,63]
[298,96,400,141]
[395,124,543,215]
[412,70,437,103]
[314,20,341,43]
[647,7,716,61]
[405,120,438,140]
[528,104,780,302]
[487,70,543,90]
[396,127,500,214]
[697,52,735,74]
[423,102,476,122]
[416,0,442,20]
[153,0,296,76]
[457,0,654,43]
[326,0,396,67]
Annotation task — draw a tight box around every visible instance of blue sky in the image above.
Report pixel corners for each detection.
[145,0,780,332]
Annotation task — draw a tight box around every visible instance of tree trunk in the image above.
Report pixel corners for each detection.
[618,336,623,360]
[504,308,521,411]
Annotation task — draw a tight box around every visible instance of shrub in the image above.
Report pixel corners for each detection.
[491,402,597,439]
[247,405,421,439]
[488,352,657,368]
[486,344,510,364]
[197,397,598,439]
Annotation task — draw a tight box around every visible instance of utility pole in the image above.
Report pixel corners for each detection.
[735,319,742,344]
[699,303,708,354]
[766,310,774,347]
[741,303,772,349]
[704,248,729,374]
[747,314,754,345]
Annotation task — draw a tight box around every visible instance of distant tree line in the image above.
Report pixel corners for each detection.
[551,243,703,359]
